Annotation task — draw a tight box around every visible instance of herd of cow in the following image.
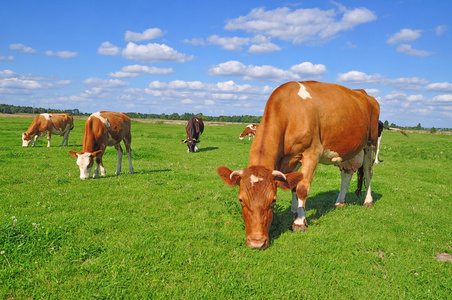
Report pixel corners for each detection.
[21,81,407,249]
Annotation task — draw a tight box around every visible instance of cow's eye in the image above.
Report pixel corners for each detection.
[269,199,277,208]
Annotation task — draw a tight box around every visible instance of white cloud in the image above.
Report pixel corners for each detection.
[125,28,164,42]
[248,42,281,53]
[337,71,429,90]
[0,77,53,89]
[9,43,37,54]
[45,50,79,58]
[206,35,250,51]
[82,78,129,88]
[432,94,452,102]
[387,29,422,44]
[108,64,175,78]
[425,82,452,93]
[0,56,14,61]
[208,60,326,82]
[122,42,195,63]
[98,41,121,56]
[183,38,206,46]
[224,6,376,45]
[396,44,433,57]
[435,25,448,36]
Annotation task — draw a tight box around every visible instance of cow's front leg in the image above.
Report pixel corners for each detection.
[292,155,318,231]
[32,135,38,147]
[115,144,123,175]
[94,158,106,178]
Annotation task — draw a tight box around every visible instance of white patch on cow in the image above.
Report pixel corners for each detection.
[41,113,51,121]
[76,152,93,179]
[250,174,264,186]
[91,112,110,128]
[297,83,311,99]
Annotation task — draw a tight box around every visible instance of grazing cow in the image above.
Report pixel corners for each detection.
[217,81,380,249]
[69,111,134,180]
[375,121,408,164]
[239,124,259,140]
[22,113,74,147]
[355,120,408,197]
[182,117,204,152]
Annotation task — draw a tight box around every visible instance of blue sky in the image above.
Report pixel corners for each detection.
[1,0,451,128]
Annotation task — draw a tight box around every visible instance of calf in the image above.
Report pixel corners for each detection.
[239,124,259,140]
[182,117,204,152]
[69,111,134,179]
[22,113,74,147]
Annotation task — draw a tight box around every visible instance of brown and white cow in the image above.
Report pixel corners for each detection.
[182,116,204,152]
[22,113,74,147]
[239,124,259,140]
[69,111,134,180]
[218,81,380,249]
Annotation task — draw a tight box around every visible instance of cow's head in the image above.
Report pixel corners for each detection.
[69,150,103,179]
[22,132,31,147]
[182,138,200,153]
[217,166,302,249]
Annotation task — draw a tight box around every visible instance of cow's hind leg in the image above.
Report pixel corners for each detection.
[335,171,353,208]
[363,146,374,207]
[124,139,134,174]
[47,132,52,147]
[115,144,123,175]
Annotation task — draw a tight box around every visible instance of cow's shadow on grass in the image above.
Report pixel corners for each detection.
[197,147,219,152]
[269,190,382,246]
[133,169,172,174]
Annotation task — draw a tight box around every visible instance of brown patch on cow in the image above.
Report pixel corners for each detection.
[434,253,452,262]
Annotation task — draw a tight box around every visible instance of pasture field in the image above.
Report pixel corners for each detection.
[0,116,451,299]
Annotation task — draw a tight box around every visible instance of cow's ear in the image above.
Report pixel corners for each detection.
[69,150,78,158]
[276,171,303,190]
[92,150,103,158]
[217,166,241,187]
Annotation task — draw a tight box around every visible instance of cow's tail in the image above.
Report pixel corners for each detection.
[383,125,408,137]
[355,166,364,198]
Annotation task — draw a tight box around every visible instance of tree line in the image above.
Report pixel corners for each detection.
[0,103,262,124]
[2,103,449,131]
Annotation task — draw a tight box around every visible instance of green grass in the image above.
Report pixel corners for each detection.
[1,116,451,299]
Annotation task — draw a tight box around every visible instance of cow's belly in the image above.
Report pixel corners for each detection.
[50,127,64,135]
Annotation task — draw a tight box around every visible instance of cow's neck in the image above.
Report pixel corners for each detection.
[248,121,283,170]
[81,122,98,153]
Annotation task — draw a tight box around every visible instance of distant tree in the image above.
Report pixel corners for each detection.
[430,127,437,134]
[416,123,423,130]
[384,120,389,127]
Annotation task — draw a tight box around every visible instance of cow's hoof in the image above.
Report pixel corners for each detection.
[335,202,346,208]
[363,202,374,208]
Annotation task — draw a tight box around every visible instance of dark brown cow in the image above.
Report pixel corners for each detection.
[182,117,204,152]
[375,121,408,164]
[69,111,134,180]
[355,120,407,197]
[218,81,380,249]
[239,124,259,140]
[22,113,74,147]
